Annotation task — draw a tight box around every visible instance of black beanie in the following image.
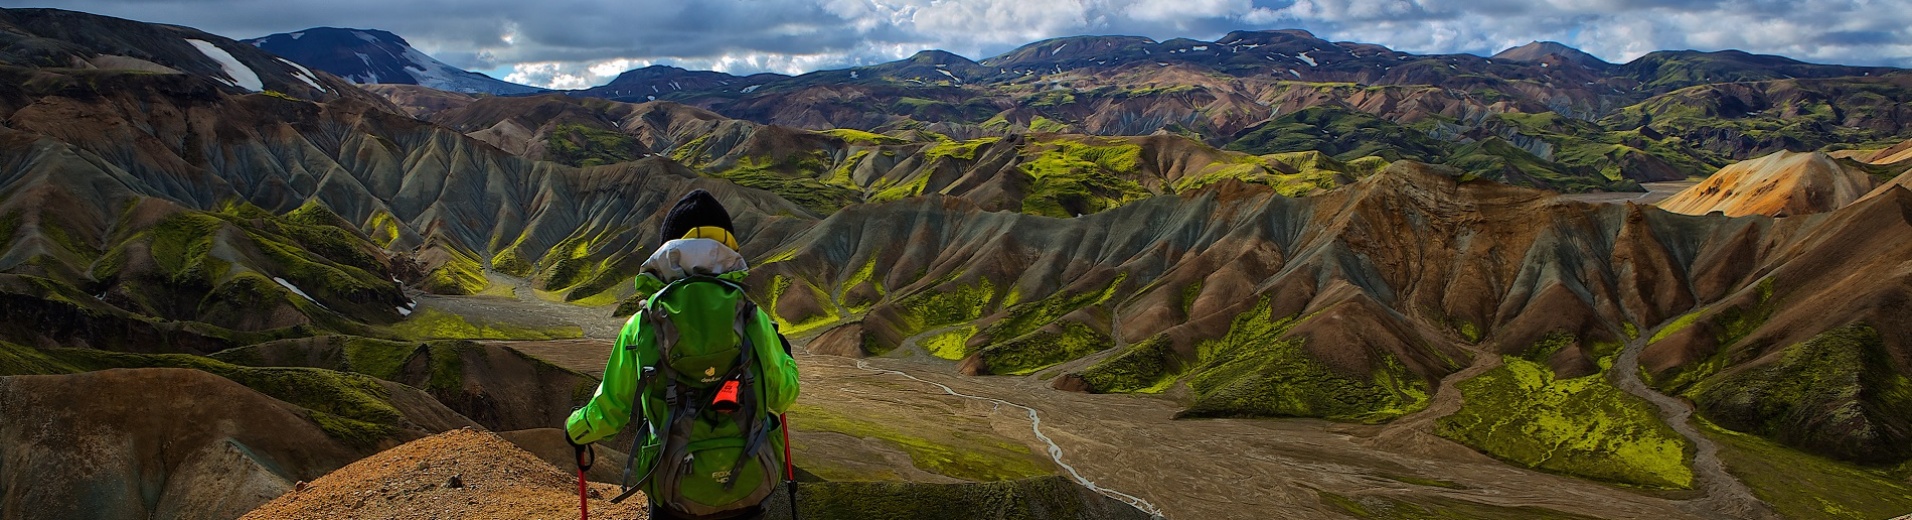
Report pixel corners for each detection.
[659,189,736,246]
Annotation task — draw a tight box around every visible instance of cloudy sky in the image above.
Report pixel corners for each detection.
[9,0,1909,89]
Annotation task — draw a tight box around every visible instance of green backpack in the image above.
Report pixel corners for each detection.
[612,275,783,516]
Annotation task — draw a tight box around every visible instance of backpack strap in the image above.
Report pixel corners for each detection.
[719,300,775,490]
[612,363,658,504]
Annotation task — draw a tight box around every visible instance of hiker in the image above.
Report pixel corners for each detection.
[567,189,800,520]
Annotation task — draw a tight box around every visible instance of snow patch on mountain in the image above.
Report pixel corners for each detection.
[277,58,325,91]
[273,277,324,308]
[186,39,262,92]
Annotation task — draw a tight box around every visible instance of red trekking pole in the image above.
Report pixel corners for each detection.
[781,413,798,520]
[576,444,595,520]
[577,468,590,520]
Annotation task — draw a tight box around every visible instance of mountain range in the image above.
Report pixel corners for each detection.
[263,23,1912,195]
[3,6,1912,520]
[246,27,544,95]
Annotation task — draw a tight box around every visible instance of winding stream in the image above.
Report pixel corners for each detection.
[847,358,1168,519]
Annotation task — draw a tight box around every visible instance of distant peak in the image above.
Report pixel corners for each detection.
[907,49,975,64]
[1491,40,1608,66]
[1220,29,1321,43]
[255,27,410,47]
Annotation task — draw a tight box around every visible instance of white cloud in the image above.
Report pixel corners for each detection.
[13,0,1911,89]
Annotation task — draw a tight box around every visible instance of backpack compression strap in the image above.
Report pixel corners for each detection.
[719,300,773,490]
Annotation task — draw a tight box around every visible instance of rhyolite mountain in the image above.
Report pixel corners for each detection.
[1491,41,1612,68]
[327,26,1912,193]
[4,6,1912,520]
[247,27,544,95]
[517,29,1911,192]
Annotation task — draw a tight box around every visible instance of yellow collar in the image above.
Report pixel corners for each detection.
[682,226,738,251]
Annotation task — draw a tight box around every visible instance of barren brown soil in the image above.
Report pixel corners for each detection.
[242,428,649,520]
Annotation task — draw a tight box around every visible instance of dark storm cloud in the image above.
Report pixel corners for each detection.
[3,0,1906,89]
[1818,30,1897,46]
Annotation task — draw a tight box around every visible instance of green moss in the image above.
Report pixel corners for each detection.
[1520,331,1576,362]
[868,171,934,203]
[922,137,1000,162]
[1179,302,1429,423]
[668,134,715,166]
[1436,356,1694,489]
[1077,335,1182,393]
[305,411,396,449]
[336,336,426,380]
[546,123,641,167]
[364,210,403,248]
[839,258,885,313]
[1178,282,1203,315]
[712,154,861,215]
[975,321,1109,376]
[1446,137,1629,192]
[39,218,100,260]
[253,233,385,292]
[0,341,84,376]
[536,228,620,291]
[387,307,582,341]
[790,403,1048,482]
[421,245,488,295]
[1345,156,1391,176]
[1458,321,1482,343]
[1026,116,1069,133]
[763,275,841,336]
[1651,309,1707,344]
[1653,280,1778,394]
[1700,418,1912,520]
[822,128,905,146]
[1017,138,1150,217]
[923,326,977,360]
[1026,90,1076,108]
[1224,105,1446,163]
[147,212,228,284]
[1690,324,1912,464]
[982,273,1125,342]
[890,278,996,339]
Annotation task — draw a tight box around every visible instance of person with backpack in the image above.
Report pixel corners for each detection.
[566,189,800,520]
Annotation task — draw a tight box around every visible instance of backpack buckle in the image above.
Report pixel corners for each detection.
[710,379,742,414]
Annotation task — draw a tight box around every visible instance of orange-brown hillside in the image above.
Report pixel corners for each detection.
[241,428,647,520]
[1657,150,1879,217]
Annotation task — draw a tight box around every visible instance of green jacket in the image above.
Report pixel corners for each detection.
[564,271,801,447]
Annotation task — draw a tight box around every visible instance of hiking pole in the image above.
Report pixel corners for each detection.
[576,443,595,520]
[780,412,798,520]
[577,467,590,520]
